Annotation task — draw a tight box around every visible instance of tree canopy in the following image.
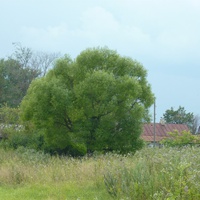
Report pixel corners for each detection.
[20,47,154,154]
[0,44,59,107]
[0,58,39,107]
[163,106,195,132]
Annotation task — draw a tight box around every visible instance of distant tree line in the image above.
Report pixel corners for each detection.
[0,43,59,107]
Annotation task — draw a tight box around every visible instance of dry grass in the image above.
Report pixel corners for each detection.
[0,147,115,199]
[1,146,200,199]
[0,148,135,187]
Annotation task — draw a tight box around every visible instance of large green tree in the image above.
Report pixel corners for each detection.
[20,47,154,154]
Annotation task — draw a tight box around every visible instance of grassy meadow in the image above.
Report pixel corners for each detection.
[0,147,200,199]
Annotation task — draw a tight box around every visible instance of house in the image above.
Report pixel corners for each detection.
[141,122,189,144]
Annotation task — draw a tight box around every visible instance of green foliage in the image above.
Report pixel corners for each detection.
[160,130,200,147]
[21,47,154,154]
[0,44,59,108]
[0,111,85,156]
[0,104,20,124]
[0,105,20,138]
[163,106,194,131]
[0,131,45,151]
[0,58,40,107]
[0,105,46,151]
[104,147,200,199]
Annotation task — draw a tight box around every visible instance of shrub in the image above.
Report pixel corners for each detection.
[0,105,20,138]
[160,130,200,147]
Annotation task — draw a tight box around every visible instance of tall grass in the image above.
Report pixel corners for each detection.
[0,147,106,186]
[104,147,200,199]
[0,147,200,199]
[0,147,113,199]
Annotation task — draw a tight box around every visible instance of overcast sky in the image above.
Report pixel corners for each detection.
[1,0,200,120]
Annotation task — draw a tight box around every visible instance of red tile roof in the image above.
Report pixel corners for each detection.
[141,123,189,142]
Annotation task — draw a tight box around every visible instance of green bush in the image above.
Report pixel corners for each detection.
[0,105,20,124]
[0,130,45,150]
[161,130,200,147]
[0,105,21,139]
[0,105,44,150]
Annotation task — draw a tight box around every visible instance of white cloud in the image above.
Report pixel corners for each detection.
[20,6,152,56]
[81,6,120,34]
[21,23,68,40]
[18,1,200,69]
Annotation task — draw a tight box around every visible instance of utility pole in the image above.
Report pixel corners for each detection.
[153,98,156,147]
